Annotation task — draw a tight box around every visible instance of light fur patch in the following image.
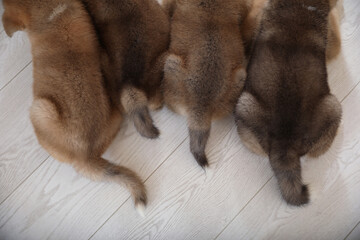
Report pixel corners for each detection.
[302,4,317,11]
[307,6,317,11]
[48,4,68,21]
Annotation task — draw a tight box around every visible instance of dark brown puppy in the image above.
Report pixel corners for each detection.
[242,0,342,61]
[2,0,146,212]
[163,0,249,168]
[235,0,342,206]
[81,0,170,139]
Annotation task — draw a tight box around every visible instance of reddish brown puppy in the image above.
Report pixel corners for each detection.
[163,0,250,168]
[2,0,146,212]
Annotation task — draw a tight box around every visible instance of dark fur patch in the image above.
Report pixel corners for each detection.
[132,106,160,139]
[235,0,340,206]
[189,128,210,168]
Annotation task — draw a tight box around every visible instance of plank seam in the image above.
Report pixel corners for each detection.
[213,176,274,240]
[340,79,360,103]
[344,220,360,240]
[0,61,32,93]
[0,155,50,207]
[88,136,189,240]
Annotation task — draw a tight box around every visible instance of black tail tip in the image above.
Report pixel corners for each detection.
[133,108,160,139]
[192,152,209,169]
[139,125,160,139]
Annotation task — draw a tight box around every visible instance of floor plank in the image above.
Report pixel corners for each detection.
[92,117,273,240]
[217,82,360,240]
[327,0,360,101]
[346,222,360,240]
[0,65,49,203]
[0,30,32,90]
[0,108,189,240]
[0,0,359,239]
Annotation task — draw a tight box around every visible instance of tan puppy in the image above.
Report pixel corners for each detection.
[235,0,342,206]
[81,0,170,139]
[2,0,146,211]
[242,0,342,61]
[163,0,249,168]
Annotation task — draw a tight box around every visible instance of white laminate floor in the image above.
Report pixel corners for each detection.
[0,0,359,239]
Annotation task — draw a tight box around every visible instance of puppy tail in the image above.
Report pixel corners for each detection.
[120,85,160,139]
[75,157,147,214]
[269,149,309,206]
[188,113,212,169]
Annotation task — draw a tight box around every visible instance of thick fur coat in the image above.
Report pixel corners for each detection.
[235,0,342,205]
[163,0,250,167]
[81,0,170,139]
[2,0,147,211]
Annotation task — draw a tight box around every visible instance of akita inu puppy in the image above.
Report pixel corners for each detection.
[235,0,342,205]
[81,0,170,139]
[2,0,147,212]
[163,0,250,168]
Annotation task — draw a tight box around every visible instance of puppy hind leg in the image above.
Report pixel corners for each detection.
[235,92,268,155]
[30,99,66,158]
[307,95,342,157]
[121,85,160,139]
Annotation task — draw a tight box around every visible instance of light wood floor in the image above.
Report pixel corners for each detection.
[1,1,360,239]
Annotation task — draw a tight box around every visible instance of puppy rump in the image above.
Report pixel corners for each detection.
[3,0,147,212]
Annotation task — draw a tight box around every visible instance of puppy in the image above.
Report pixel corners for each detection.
[81,0,170,139]
[235,0,342,206]
[2,0,146,211]
[242,0,342,61]
[163,0,249,168]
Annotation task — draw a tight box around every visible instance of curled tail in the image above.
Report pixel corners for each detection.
[269,149,309,206]
[120,85,160,139]
[75,157,147,214]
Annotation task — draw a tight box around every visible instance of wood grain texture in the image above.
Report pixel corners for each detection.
[0,0,359,239]
[92,117,273,240]
[0,31,32,90]
[217,80,360,240]
[0,108,189,240]
[0,65,49,203]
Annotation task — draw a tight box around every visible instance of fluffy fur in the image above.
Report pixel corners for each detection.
[81,0,170,139]
[2,0,146,210]
[242,0,342,61]
[235,0,342,206]
[163,0,250,168]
